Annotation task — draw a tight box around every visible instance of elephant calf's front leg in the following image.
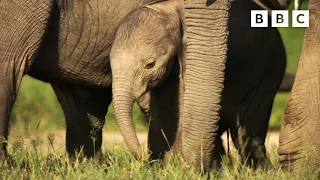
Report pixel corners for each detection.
[52,83,111,160]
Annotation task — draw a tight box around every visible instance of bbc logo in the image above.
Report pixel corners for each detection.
[251,10,309,27]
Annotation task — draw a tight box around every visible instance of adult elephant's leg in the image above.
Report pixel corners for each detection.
[0,71,24,157]
[51,83,111,160]
[278,0,320,170]
[0,0,55,157]
[235,68,284,167]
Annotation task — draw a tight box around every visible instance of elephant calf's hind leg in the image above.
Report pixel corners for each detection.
[52,84,111,160]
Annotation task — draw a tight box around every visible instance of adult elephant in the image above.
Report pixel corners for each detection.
[278,0,320,170]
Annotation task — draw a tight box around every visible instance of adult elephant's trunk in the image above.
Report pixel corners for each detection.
[182,0,230,170]
[112,76,141,158]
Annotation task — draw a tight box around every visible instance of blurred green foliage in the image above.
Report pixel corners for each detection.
[10,1,308,132]
[12,76,65,132]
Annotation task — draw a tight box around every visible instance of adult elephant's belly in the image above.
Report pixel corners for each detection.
[28,0,152,87]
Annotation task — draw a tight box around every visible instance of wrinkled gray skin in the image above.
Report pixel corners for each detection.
[278,0,320,170]
[111,0,288,169]
[0,0,164,160]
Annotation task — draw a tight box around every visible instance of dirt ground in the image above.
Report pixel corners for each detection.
[8,130,280,156]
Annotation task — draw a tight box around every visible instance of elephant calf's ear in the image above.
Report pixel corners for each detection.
[176,9,186,82]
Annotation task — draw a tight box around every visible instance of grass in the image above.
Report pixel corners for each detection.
[1,136,319,179]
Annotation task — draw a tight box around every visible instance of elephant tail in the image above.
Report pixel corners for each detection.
[278,72,296,92]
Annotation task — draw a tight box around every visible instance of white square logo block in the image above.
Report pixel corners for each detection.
[251,10,268,27]
[292,10,309,27]
[272,10,289,27]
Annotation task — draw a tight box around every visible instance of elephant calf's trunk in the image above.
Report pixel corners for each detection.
[112,79,141,158]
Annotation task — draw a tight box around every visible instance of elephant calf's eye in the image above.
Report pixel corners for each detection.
[144,60,155,69]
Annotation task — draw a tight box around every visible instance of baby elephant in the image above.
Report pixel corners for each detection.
[110,1,182,159]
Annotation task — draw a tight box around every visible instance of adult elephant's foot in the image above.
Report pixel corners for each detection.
[278,82,320,171]
[278,117,320,170]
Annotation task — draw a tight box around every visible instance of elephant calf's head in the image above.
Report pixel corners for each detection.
[110,2,182,158]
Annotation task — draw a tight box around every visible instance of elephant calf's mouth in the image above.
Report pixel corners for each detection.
[137,93,151,116]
